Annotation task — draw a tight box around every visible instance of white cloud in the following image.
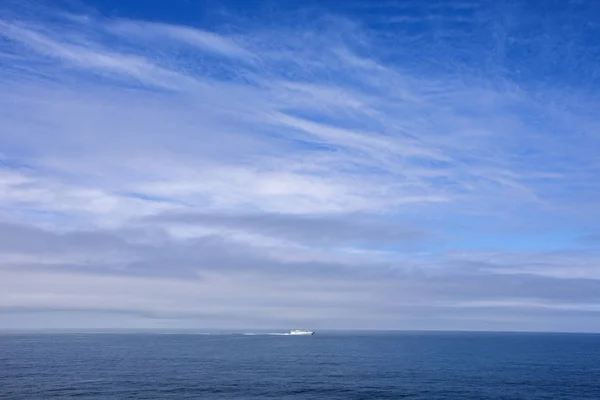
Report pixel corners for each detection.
[108,20,254,60]
[1,1,599,330]
[0,20,198,89]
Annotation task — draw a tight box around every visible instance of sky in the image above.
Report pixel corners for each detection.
[0,0,599,332]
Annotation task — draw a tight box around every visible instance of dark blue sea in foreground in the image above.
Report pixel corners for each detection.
[1,331,600,399]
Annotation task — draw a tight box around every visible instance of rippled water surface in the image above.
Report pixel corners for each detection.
[1,332,599,399]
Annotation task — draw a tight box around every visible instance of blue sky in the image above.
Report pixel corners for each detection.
[1,0,599,332]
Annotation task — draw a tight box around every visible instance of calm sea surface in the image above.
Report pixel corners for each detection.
[1,331,599,399]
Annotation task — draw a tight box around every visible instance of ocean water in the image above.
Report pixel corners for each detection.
[1,332,599,399]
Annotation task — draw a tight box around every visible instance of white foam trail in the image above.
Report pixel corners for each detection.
[241,332,290,336]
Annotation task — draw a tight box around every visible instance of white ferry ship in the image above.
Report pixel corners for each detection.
[289,329,315,335]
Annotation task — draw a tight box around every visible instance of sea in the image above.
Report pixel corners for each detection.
[1,331,599,399]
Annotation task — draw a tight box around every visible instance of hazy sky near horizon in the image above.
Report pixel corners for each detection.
[1,0,600,332]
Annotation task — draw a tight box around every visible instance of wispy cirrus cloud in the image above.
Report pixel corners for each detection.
[107,19,255,60]
[0,0,599,331]
[0,20,200,89]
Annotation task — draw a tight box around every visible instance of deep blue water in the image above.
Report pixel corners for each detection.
[1,332,599,399]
